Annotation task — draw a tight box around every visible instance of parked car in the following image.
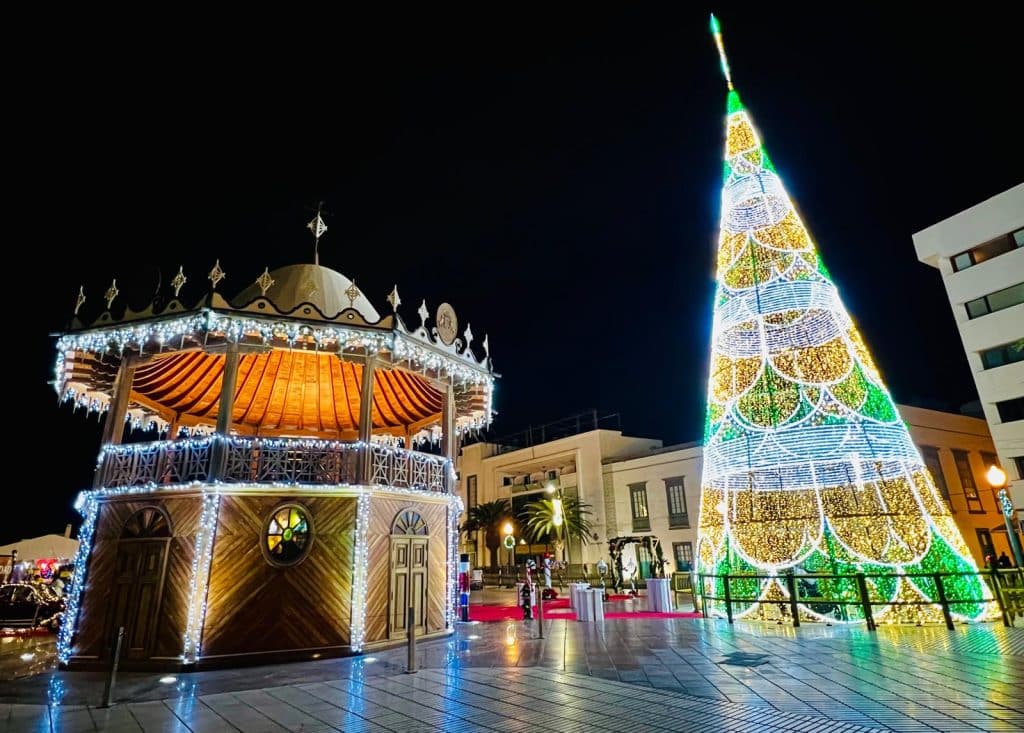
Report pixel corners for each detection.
[0,584,64,629]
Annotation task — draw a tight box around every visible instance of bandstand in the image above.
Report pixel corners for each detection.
[53,258,493,670]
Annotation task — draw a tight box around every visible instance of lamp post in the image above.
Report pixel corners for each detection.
[988,465,1023,568]
[546,482,565,561]
[502,521,515,567]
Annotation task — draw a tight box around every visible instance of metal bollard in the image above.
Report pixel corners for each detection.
[101,626,125,708]
[538,589,544,639]
[406,607,417,674]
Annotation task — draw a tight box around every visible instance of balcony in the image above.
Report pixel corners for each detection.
[96,437,450,493]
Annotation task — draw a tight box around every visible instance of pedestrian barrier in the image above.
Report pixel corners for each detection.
[696,568,1023,629]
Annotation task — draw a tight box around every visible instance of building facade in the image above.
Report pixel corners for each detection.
[458,405,1013,575]
[913,183,1024,537]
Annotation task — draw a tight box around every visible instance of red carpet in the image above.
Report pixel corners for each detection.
[468,603,700,622]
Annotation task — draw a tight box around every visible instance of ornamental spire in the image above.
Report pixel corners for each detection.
[709,13,733,91]
[307,201,328,266]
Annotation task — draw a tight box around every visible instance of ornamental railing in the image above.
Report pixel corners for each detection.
[369,443,447,492]
[96,437,450,493]
[696,569,1024,630]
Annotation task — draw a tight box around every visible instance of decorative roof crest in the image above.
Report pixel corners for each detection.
[104,280,119,310]
[387,285,401,312]
[208,260,226,289]
[256,267,275,296]
[171,266,188,297]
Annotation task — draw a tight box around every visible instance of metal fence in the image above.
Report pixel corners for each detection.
[696,569,1024,629]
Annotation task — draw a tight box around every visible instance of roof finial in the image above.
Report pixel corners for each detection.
[307,201,328,266]
[710,13,734,91]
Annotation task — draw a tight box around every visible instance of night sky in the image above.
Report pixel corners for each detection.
[17,8,1023,543]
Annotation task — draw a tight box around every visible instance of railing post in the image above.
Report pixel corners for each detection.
[100,626,125,708]
[723,573,734,624]
[698,574,708,618]
[933,574,955,630]
[405,607,417,673]
[856,573,875,630]
[784,572,801,628]
[989,569,1011,628]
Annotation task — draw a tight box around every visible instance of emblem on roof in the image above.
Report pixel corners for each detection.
[436,303,458,346]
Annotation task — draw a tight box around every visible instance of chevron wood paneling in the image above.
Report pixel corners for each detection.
[74,496,201,660]
[200,495,355,658]
[363,498,448,644]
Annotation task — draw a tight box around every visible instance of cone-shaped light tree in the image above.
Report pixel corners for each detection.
[696,15,992,623]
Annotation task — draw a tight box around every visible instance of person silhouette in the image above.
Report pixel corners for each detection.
[998,551,1012,569]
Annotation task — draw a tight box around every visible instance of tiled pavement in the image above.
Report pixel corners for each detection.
[1,617,1022,731]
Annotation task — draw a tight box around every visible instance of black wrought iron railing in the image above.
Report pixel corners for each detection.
[696,569,1024,629]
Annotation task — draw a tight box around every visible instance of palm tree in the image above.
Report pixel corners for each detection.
[522,496,594,563]
[461,499,512,570]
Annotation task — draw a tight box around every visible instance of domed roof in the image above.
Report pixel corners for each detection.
[232,264,381,321]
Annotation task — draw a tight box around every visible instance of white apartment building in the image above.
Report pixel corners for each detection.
[913,183,1024,533]
[458,406,1013,574]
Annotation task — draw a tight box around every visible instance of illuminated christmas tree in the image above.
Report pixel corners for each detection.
[695,15,992,623]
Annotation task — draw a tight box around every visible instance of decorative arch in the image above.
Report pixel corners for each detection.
[392,509,428,535]
[121,507,172,538]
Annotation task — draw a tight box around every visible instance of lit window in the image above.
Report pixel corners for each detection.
[952,229,1023,271]
[952,450,979,500]
[264,504,313,566]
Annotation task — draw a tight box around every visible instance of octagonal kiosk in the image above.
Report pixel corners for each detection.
[53,258,494,670]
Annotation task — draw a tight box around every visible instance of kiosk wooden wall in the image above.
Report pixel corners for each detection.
[200,494,356,660]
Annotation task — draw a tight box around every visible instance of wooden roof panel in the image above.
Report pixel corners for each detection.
[130,351,443,437]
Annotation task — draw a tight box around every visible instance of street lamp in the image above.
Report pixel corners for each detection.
[502,521,515,567]
[546,482,564,527]
[989,464,1023,568]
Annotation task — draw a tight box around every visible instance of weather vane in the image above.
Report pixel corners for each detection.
[307,201,328,265]
[710,14,733,91]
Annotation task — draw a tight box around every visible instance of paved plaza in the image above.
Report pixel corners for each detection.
[0,615,1022,732]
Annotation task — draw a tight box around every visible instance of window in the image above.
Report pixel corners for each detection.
[996,397,1024,423]
[673,541,693,571]
[466,475,478,510]
[1015,456,1024,481]
[629,483,650,532]
[665,477,689,528]
[981,452,1001,475]
[546,469,558,481]
[952,450,979,500]
[920,446,951,503]
[263,504,313,567]
[980,339,1024,369]
[951,229,1024,272]
[977,528,995,560]
[502,476,512,487]
[964,282,1024,319]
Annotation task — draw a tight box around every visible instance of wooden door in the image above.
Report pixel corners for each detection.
[108,539,168,660]
[390,537,428,639]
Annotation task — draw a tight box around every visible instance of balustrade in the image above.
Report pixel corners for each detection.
[97,437,449,493]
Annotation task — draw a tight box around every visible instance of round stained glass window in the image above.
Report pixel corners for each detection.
[263,504,313,566]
